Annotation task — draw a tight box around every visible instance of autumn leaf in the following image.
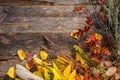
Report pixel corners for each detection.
[27,51,33,69]
[68,69,76,80]
[52,61,64,79]
[99,12,107,23]
[40,50,48,60]
[75,74,84,80]
[17,50,26,60]
[50,67,62,80]
[86,33,102,44]
[6,66,16,78]
[70,29,83,39]
[95,33,103,41]
[33,57,42,65]
[101,47,110,55]
[85,17,93,26]
[76,52,87,67]
[94,75,99,80]
[84,69,89,80]
[91,57,100,62]
[83,25,91,33]
[86,33,96,43]
[75,75,80,80]
[15,78,22,80]
[53,61,59,71]
[63,64,71,78]
[73,4,84,12]
[44,69,51,80]
[56,56,72,65]
[25,63,31,70]
[33,71,43,78]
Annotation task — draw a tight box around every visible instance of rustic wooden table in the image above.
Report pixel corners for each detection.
[0,0,97,79]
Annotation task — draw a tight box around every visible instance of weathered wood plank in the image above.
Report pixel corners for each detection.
[0,7,8,23]
[0,0,95,5]
[0,5,95,17]
[0,17,85,33]
[0,33,79,54]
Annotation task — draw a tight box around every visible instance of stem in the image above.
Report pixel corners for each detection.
[73,45,106,73]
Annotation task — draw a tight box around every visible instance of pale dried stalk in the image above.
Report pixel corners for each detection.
[16,64,44,80]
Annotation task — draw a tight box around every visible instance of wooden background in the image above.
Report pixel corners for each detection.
[0,0,109,79]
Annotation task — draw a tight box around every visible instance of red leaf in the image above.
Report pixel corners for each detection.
[94,75,99,80]
[27,51,33,69]
[102,37,110,47]
[85,17,93,26]
[79,8,86,13]
[73,29,84,37]
[87,17,92,22]
[83,25,91,33]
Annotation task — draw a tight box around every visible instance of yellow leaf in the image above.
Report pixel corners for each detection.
[40,50,48,60]
[63,64,71,78]
[33,71,43,78]
[36,65,42,71]
[17,50,26,60]
[6,66,16,78]
[50,67,62,80]
[53,62,64,79]
[56,57,66,64]
[25,63,30,70]
[44,69,51,80]
[57,56,71,64]
[33,57,42,65]
[53,61,59,71]
[95,33,103,40]
[76,52,87,67]
[68,69,76,80]
[70,29,80,39]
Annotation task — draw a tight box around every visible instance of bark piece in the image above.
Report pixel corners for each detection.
[16,64,44,80]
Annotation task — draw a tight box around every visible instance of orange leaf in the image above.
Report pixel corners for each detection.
[73,4,84,12]
[86,33,96,43]
[101,47,110,55]
[75,75,81,80]
[99,12,107,23]
[84,69,89,80]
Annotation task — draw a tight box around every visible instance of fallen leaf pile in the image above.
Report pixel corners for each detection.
[6,44,120,80]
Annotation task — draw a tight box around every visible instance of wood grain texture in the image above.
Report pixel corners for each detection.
[0,1,98,79]
[0,0,95,5]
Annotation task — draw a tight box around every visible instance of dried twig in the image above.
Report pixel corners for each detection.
[42,34,56,46]
[40,45,55,53]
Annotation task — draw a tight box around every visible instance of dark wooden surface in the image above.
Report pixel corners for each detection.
[0,0,97,5]
[0,1,97,79]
